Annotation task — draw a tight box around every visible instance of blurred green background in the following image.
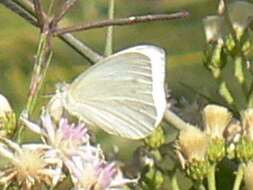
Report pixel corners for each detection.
[0,1,230,189]
[0,0,224,185]
[0,0,219,158]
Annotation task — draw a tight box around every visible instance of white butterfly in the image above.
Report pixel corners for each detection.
[51,45,167,139]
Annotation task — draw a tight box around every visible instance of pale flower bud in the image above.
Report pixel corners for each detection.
[0,94,12,115]
[244,162,253,190]
[228,1,253,36]
[0,94,16,137]
[203,104,232,139]
[203,15,225,43]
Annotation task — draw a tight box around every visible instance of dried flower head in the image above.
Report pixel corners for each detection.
[203,104,232,139]
[244,162,253,190]
[176,124,208,165]
[0,138,63,189]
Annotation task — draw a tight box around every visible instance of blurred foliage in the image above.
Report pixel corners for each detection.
[0,1,223,189]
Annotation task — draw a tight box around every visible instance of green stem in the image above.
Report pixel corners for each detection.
[232,164,244,190]
[193,182,206,190]
[164,108,189,131]
[26,33,52,114]
[17,32,52,143]
[207,164,216,190]
[171,173,180,190]
[104,0,115,56]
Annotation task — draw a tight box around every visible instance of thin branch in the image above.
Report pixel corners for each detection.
[0,0,37,26]
[32,0,45,30]
[52,0,79,26]
[59,33,103,63]
[54,11,190,35]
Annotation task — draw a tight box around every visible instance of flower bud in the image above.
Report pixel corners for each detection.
[0,94,16,137]
[228,1,253,38]
[203,42,227,78]
[203,15,225,43]
[144,126,165,149]
[244,162,253,190]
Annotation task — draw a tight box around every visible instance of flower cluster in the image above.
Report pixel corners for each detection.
[175,103,253,188]
[0,94,135,190]
[175,104,232,180]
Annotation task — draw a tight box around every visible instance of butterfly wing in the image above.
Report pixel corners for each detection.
[63,45,166,139]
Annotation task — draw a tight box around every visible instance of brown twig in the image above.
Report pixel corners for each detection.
[54,11,189,35]
[52,0,79,26]
[32,0,45,31]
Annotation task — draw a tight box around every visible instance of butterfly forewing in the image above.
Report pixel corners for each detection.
[63,45,166,139]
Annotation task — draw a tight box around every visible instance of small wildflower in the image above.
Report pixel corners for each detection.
[203,104,232,139]
[65,147,136,190]
[203,105,232,162]
[21,110,89,157]
[0,94,16,137]
[175,124,209,180]
[0,138,63,189]
[244,162,253,190]
[177,124,208,163]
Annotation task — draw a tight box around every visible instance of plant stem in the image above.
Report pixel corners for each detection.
[171,172,180,190]
[207,164,216,190]
[232,164,244,190]
[193,182,206,190]
[26,33,52,115]
[104,0,115,56]
[164,108,189,131]
[54,11,189,35]
[17,32,52,143]
[59,34,103,63]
